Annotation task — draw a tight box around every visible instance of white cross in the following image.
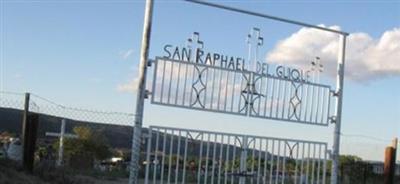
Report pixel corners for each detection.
[247,27,264,72]
[187,32,204,62]
[45,119,77,167]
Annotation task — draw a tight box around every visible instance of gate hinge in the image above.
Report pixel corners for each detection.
[144,90,152,99]
[327,149,333,159]
[329,116,337,124]
[147,59,155,67]
[331,90,340,97]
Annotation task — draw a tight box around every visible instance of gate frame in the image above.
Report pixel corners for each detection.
[144,125,329,184]
[130,0,348,184]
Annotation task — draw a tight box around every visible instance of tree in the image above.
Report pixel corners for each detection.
[57,126,112,169]
[335,155,373,183]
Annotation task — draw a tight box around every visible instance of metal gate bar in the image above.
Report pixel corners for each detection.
[151,57,333,126]
[249,73,332,126]
[152,57,251,116]
[145,126,328,184]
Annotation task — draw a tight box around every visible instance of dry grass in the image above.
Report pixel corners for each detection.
[0,158,131,184]
[0,159,49,184]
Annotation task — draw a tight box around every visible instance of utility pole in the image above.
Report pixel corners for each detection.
[331,34,347,184]
[384,138,398,184]
[128,0,154,183]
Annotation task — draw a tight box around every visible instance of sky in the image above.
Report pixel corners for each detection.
[1,0,399,161]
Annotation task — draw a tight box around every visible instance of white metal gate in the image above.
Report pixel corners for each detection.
[144,126,328,184]
[151,57,333,126]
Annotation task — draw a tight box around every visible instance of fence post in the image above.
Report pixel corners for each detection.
[21,93,30,153]
[21,92,32,172]
[22,112,39,173]
[128,0,154,183]
[384,138,398,184]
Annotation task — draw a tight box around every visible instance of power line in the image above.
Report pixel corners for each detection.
[341,133,393,143]
[30,93,136,116]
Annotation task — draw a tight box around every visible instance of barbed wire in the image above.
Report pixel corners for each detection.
[30,93,136,116]
[0,91,26,110]
[0,90,25,96]
[0,91,136,126]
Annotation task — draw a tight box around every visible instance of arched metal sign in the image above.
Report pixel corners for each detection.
[150,29,333,126]
[130,1,348,184]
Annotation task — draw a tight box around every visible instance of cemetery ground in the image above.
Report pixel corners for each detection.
[0,158,130,184]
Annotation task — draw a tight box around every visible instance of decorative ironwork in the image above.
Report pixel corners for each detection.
[311,56,324,83]
[246,27,264,71]
[188,32,207,108]
[285,141,299,159]
[151,30,333,126]
[249,74,264,115]
[187,32,204,62]
[144,126,329,184]
[248,72,332,125]
[239,74,251,114]
[190,65,208,108]
[151,57,250,116]
[288,77,303,121]
[152,57,332,125]
[245,27,264,115]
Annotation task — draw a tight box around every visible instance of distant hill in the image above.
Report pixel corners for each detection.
[0,107,135,149]
[0,108,23,134]
[0,107,273,159]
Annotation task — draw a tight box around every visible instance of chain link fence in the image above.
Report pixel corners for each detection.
[0,91,26,110]
[0,91,135,124]
[337,135,400,184]
[0,91,399,184]
[338,161,400,184]
[0,91,150,183]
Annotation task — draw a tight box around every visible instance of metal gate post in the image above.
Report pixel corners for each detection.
[331,34,347,184]
[239,136,248,184]
[129,0,154,183]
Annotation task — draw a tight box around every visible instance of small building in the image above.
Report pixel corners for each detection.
[365,160,400,176]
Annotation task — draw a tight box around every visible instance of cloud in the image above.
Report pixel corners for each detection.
[117,76,153,93]
[266,25,400,81]
[119,49,134,60]
[117,78,139,92]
